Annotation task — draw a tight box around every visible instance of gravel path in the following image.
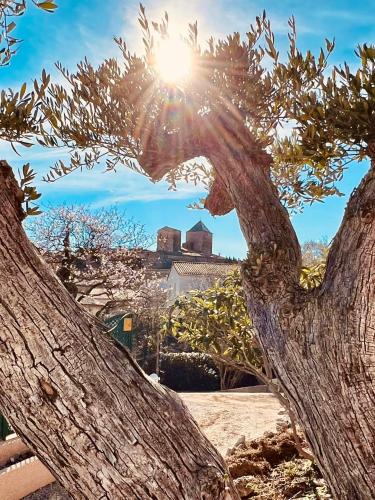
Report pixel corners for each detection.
[181,392,283,455]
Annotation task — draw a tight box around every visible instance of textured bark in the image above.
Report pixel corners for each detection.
[210,125,375,500]
[0,161,238,499]
[138,113,375,499]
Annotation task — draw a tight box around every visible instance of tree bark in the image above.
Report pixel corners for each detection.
[206,118,375,499]
[139,113,375,499]
[0,161,238,499]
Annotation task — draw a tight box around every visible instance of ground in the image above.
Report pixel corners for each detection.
[180,392,283,455]
[227,427,331,499]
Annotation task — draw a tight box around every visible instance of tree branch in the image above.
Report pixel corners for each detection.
[0,160,237,497]
[323,164,375,296]
[137,113,302,299]
[137,117,205,181]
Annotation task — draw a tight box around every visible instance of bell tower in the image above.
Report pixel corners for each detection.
[185,221,213,255]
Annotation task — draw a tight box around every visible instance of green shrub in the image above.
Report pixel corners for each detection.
[160,352,220,392]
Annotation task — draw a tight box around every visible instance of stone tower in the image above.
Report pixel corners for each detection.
[157,227,181,253]
[185,221,213,256]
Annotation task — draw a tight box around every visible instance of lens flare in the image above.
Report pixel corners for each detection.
[155,38,192,83]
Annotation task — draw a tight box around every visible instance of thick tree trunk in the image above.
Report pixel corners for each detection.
[204,118,375,499]
[138,114,375,499]
[0,161,238,499]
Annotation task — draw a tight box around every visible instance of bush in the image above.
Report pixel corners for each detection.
[160,352,220,392]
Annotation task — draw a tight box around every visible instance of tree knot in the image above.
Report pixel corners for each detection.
[204,175,235,215]
[40,379,58,402]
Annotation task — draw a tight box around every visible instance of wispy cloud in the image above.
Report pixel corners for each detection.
[0,140,206,206]
[40,165,206,205]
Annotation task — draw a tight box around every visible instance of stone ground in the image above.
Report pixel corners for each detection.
[180,392,283,455]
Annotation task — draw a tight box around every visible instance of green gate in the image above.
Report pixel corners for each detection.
[105,313,136,350]
[0,414,12,440]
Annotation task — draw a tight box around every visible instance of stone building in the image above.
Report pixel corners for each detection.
[185,221,212,256]
[68,222,235,313]
[152,221,221,269]
[157,227,181,253]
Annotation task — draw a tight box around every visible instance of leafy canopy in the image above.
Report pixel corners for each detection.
[1,5,374,213]
[32,6,375,212]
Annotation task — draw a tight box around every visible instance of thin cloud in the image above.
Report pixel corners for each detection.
[37,163,206,205]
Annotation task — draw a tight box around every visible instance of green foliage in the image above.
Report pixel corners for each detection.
[33,6,372,212]
[0,2,55,218]
[162,271,262,370]
[0,1,57,66]
[280,43,375,178]
[0,2,56,161]
[0,72,50,146]
[18,162,41,216]
[299,239,329,290]
[158,352,220,392]
[300,262,326,291]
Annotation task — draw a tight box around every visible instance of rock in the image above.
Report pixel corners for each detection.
[233,476,256,498]
[233,435,246,448]
[226,435,246,457]
[276,419,290,432]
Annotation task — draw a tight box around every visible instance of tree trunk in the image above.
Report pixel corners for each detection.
[138,113,375,499]
[0,161,238,499]
[204,118,375,499]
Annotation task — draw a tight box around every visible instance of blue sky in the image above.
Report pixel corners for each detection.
[1,0,373,257]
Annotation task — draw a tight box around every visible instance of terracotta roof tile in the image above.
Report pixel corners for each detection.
[171,261,238,276]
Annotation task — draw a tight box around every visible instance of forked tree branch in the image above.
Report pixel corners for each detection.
[137,112,302,300]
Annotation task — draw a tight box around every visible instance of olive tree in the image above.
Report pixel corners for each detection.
[31,9,375,498]
[0,3,238,498]
[0,4,374,499]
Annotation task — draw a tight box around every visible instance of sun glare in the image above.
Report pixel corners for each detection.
[155,37,193,84]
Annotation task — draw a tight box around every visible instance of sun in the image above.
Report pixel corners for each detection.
[155,37,193,84]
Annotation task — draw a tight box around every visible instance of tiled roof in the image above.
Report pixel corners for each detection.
[187,221,212,233]
[171,261,239,276]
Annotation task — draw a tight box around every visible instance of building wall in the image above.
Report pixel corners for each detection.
[185,231,212,256]
[167,268,218,301]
